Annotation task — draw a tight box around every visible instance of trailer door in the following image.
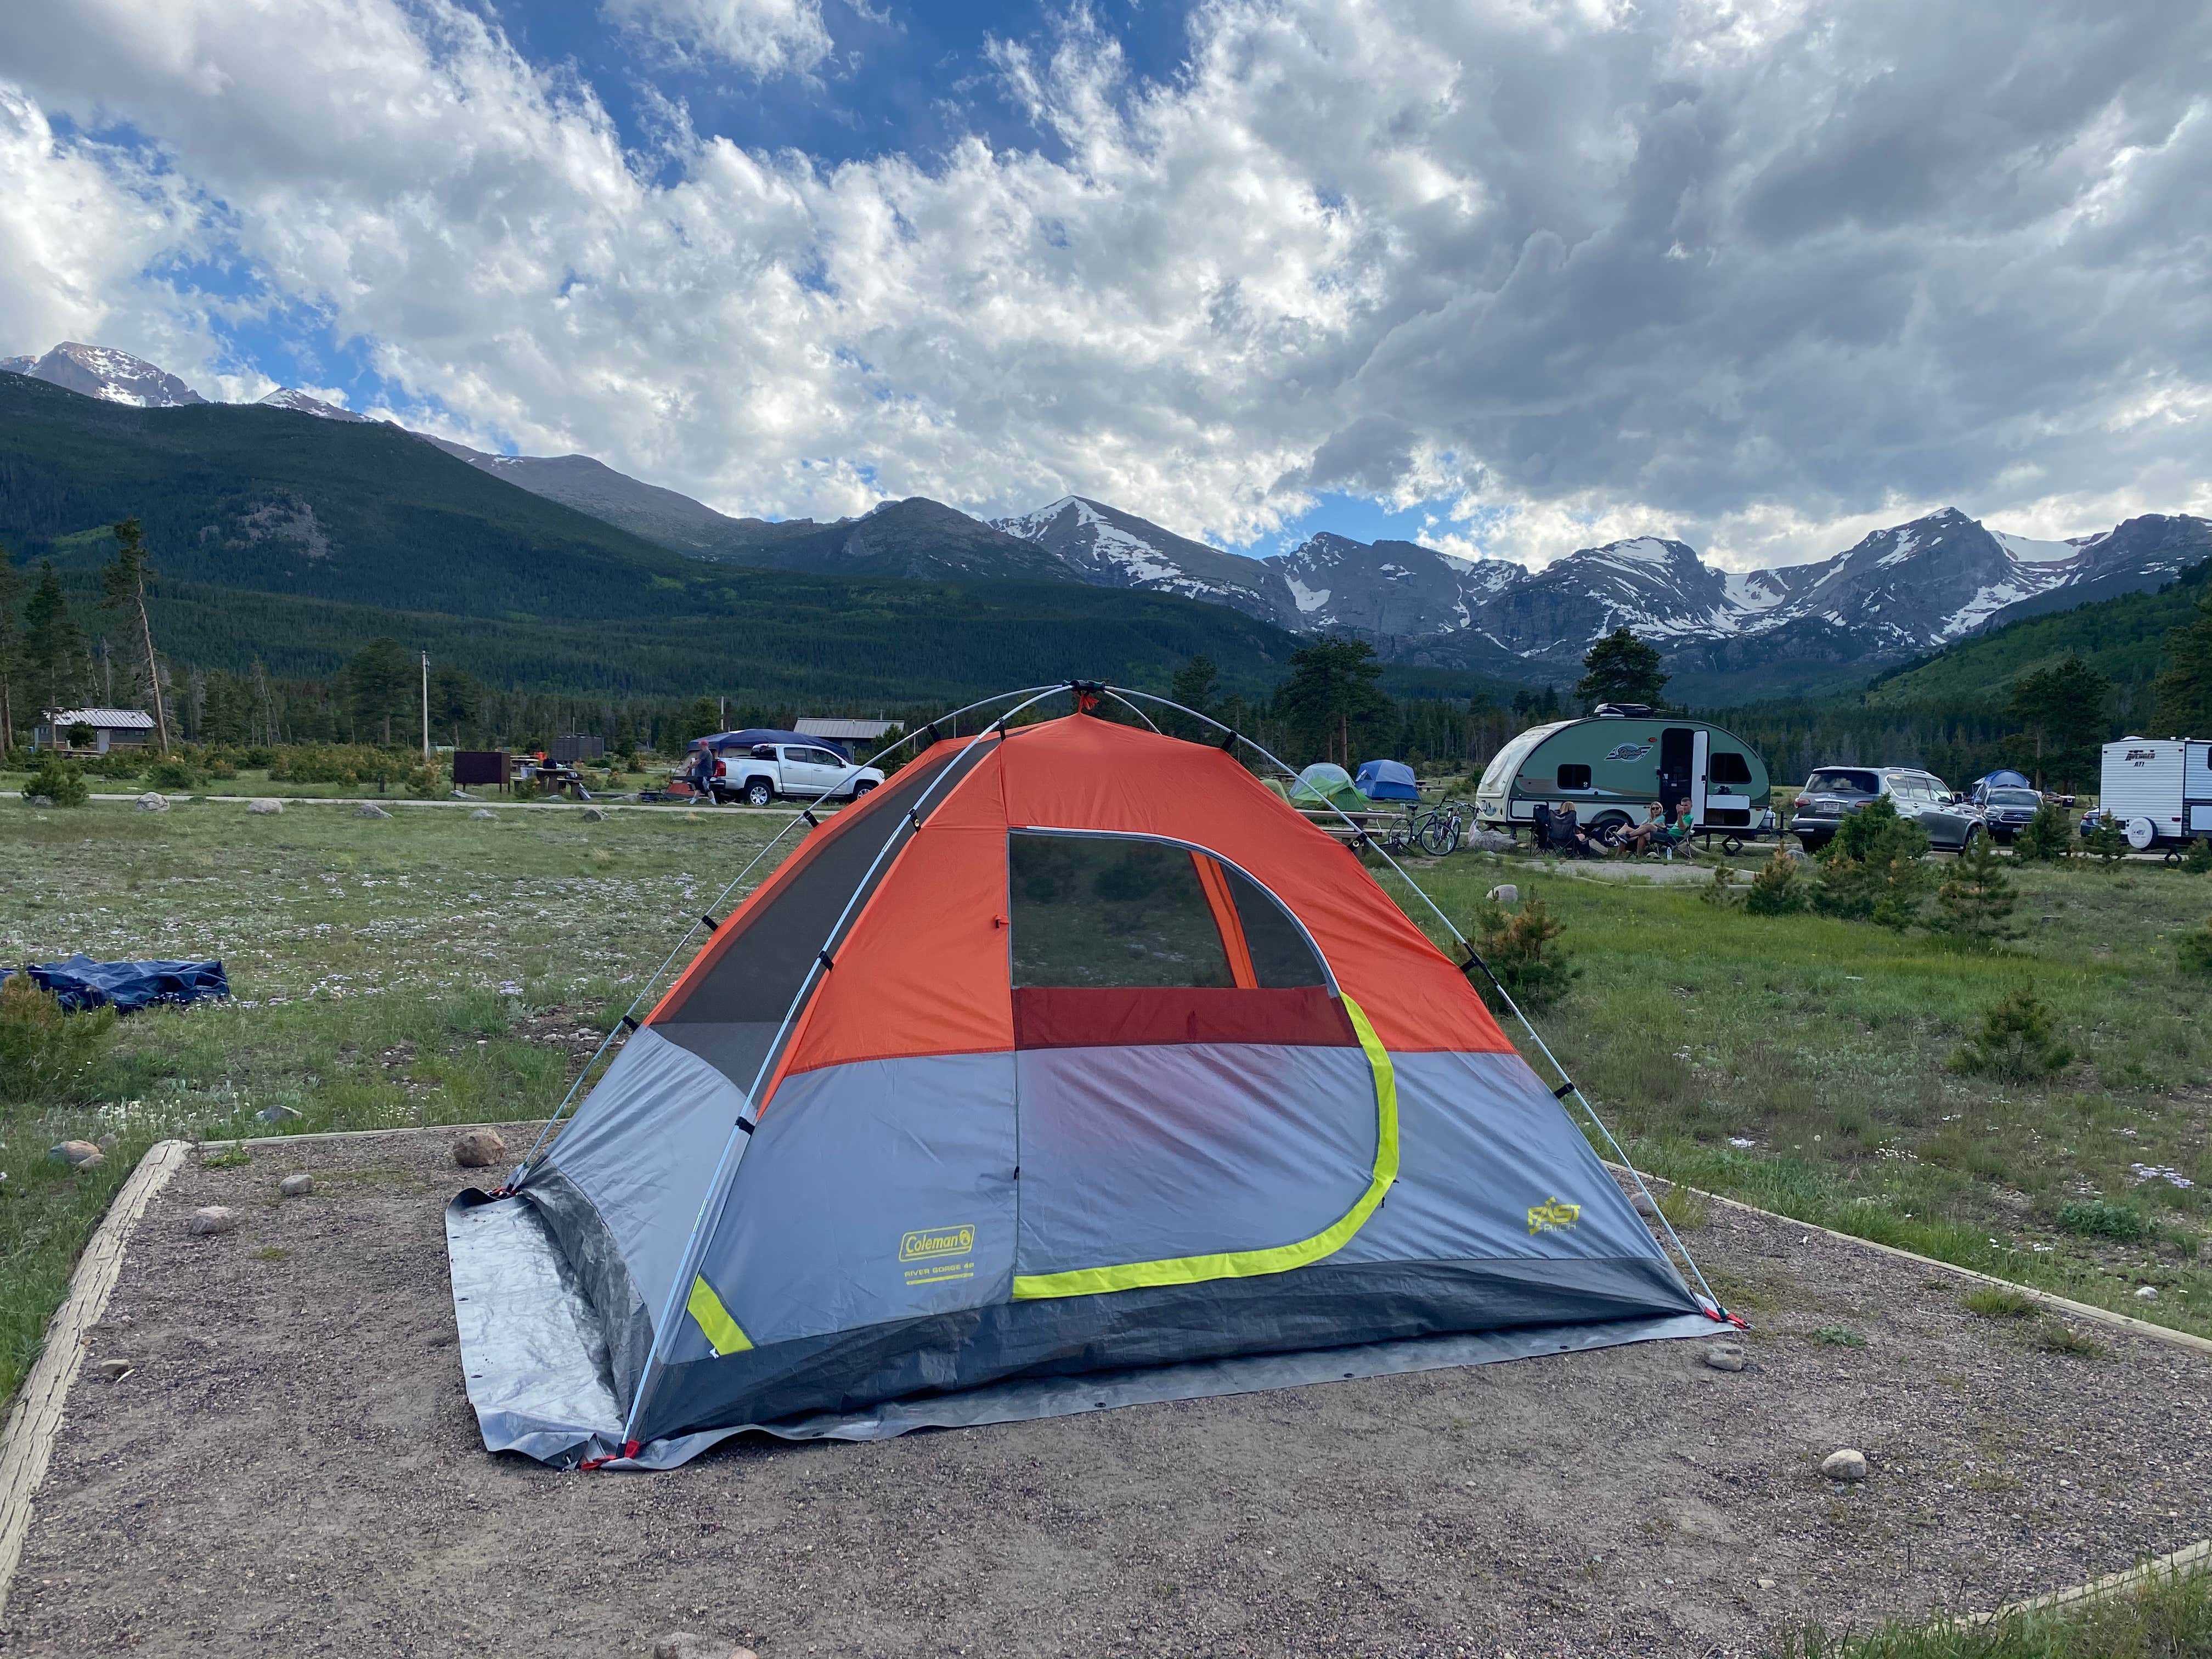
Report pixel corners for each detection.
[1658,727,1695,816]
[1690,729,1711,826]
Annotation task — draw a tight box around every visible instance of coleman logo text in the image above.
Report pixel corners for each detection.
[900,1224,976,1261]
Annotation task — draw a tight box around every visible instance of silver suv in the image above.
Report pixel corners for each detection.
[1790,766,1985,855]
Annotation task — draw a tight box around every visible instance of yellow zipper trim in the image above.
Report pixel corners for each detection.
[686,1273,753,1356]
[1011,995,1399,1301]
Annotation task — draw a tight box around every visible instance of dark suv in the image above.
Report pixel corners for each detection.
[1976,785,2044,844]
[1790,766,1985,855]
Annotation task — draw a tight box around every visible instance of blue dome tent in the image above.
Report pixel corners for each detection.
[1355,759,1418,802]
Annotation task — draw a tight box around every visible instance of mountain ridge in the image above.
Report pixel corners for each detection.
[9,338,2205,700]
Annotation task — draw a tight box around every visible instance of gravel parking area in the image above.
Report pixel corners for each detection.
[4,1127,2208,1657]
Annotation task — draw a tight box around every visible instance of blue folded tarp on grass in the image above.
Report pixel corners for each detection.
[2,954,230,1014]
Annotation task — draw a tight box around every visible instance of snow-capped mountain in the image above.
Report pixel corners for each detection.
[1,342,206,408]
[993,496,1298,623]
[12,337,2208,687]
[1244,508,2210,676]
[258,387,372,421]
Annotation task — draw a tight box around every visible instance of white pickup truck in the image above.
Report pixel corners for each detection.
[709,742,884,808]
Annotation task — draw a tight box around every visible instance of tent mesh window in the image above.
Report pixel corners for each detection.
[1009,833,1326,990]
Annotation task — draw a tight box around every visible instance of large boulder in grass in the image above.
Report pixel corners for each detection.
[136,792,170,812]
[247,798,283,816]
[355,802,392,819]
[453,1128,507,1169]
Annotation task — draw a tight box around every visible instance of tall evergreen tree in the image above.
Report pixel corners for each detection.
[20,563,85,726]
[340,637,416,744]
[100,519,171,752]
[1165,654,1220,740]
[0,551,20,751]
[1575,629,1667,711]
[2006,653,2110,788]
[2151,594,2212,737]
[1274,637,1392,766]
[428,665,483,746]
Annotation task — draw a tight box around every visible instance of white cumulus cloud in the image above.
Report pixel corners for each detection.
[0,0,2205,571]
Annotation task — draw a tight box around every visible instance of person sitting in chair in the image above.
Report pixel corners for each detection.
[1616,801,1665,855]
[1657,799,1699,857]
[1555,802,1599,857]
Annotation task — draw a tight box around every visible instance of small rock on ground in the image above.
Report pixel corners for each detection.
[470,809,497,821]
[188,1206,240,1236]
[135,792,169,812]
[279,1173,315,1198]
[1821,1448,1869,1482]
[89,1358,140,1380]
[453,1128,506,1169]
[50,1141,103,1167]
[247,798,283,815]
[582,806,606,821]
[1631,1190,1660,1218]
[26,794,54,808]
[1703,1344,1747,1372]
[2135,1285,2160,1301]
[355,802,391,819]
[652,1635,756,1659]
[1486,883,1519,904]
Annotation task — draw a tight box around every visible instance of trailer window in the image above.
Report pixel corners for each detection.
[1709,752,1752,786]
[1557,764,1592,790]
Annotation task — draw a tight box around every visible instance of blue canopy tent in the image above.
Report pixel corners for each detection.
[1969,768,2035,806]
[1355,759,1418,802]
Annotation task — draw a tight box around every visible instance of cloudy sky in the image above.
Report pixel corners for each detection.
[1,0,2206,569]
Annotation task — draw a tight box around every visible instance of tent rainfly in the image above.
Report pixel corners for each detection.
[1288,761,1368,812]
[448,698,1724,1469]
[1355,758,1419,802]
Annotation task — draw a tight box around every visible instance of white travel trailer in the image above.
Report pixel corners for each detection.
[2100,738,2212,852]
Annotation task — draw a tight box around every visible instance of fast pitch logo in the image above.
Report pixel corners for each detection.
[900,1223,977,1287]
[1526,1197,1582,1235]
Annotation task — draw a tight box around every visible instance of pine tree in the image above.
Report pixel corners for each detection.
[1744,848,1809,915]
[20,562,84,725]
[1931,833,2019,948]
[100,519,171,752]
[1274,637,1391,767]
[2007,654,2111,790]
[2152,594,2212,736]
[2016,800,2073,862]
[0,550,20,750]
[1575,629,1667,711]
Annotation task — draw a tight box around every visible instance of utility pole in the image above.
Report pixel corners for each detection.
[421,650,431,761]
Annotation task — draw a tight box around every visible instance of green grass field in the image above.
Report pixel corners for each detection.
[1372,842,2211,1337]
[0,795,792,1403]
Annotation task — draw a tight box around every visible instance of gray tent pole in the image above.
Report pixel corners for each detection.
[508,685,1064,1181]
[1107,684,1725,1316]
[616,685,1077,1453]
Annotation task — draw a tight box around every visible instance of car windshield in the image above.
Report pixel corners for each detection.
[1805,769,1878,794]
[1988,788,2040,807]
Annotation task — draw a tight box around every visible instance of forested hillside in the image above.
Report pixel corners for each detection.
[0,372,1392,704]
[1865,555,2212,708]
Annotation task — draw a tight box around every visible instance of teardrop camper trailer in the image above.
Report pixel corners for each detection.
[1474,706,1775,850]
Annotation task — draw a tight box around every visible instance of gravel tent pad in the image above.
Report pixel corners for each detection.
[4,1127,2209,1657]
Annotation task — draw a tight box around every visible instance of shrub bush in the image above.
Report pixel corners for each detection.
[0,973,115,1101]
[1698,863,1740,908]
[1929,833,2019,948]
[2056,1200,2153,1242]
[2085,816,2130,865]
[1949,986,2074,1083]
[2016,801,2074,861]
[1470,894,1579,1013]
[20,753,88,806]
[1812,797,1933,928]
[2177,918,2212,978]
[1745,848,1809,915]
[267,743,421,785]
[147,755,205,791]
[2185,838,2212,875]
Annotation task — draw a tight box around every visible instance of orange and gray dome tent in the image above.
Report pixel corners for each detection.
[447,685,1729,1469]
